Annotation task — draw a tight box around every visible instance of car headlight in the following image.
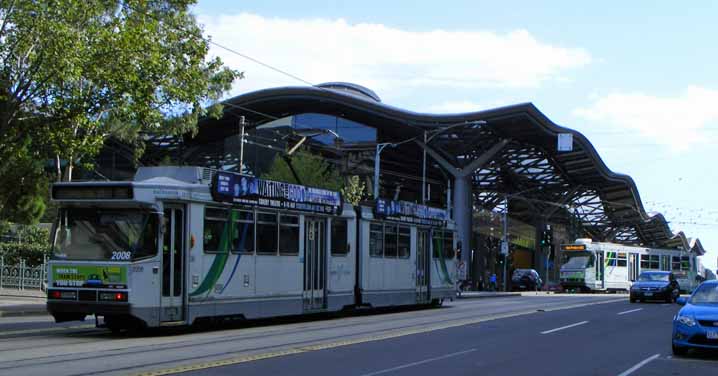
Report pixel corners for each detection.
[676,315,696,327]
[630,285,640,291]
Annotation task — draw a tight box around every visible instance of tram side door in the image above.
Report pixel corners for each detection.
[304,218,326,311]
[596,251,605,289]
[161,206,185,322]
[629,253,639,281]
[416,229,430,303]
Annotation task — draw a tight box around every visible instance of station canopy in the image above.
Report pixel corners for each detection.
[143,82,704,254]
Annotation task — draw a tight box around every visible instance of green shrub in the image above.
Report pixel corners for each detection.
[0,243,50,267]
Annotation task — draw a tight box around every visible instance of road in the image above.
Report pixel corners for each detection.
[0,295,715,376]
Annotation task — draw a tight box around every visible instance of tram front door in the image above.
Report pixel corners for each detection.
[596,252,605,289]
[161,206,185,323]
[416,229,430,303]
[304,218,326,311]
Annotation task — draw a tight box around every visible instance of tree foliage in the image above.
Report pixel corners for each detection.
[0,0,241,223]
[261,150,343,191]
[341,175,366,206]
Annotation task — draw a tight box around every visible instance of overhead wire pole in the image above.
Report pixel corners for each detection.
[502,194,509,292]
[238,116,246,173]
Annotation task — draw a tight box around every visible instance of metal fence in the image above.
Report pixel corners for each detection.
[0,257,47,291]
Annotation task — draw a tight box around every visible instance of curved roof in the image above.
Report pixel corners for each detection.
[195,84,702,250]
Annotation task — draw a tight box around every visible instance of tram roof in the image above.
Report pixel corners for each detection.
[183,83,703,253]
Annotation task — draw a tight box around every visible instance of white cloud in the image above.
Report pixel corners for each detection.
[198,13,591,99]
[574,86,718,151]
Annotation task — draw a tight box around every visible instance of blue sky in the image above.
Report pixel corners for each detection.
[194,0,718,270]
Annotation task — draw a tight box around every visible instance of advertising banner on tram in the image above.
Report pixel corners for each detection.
[51,264,128,289]
[211,171,342,214]
[374,198,447,226]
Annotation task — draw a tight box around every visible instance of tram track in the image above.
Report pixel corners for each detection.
[0,296,623,376]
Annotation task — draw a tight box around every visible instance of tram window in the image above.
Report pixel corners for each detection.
[204,207,228,253]
[661,255,671,271]
[135,214,159,259]
[233,210,254,254]
[443,231,455,259]
[617,252,627,267]
[606,252,617,267]
[680,256,690,271]
[398,226,410,258]
[279,214,299,255]
[672,256,681,271]
[257,212,278,254]
[640,255,660,269]
[331,219,349,255]
[370,223,384,257]
[432,231,442,258]
[385,224,398,258]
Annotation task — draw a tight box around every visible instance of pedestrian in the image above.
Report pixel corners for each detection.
[490,273,497,291]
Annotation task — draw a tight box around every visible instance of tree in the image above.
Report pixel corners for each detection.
[0,0,241,222]
[261,150,343,191]
[341,175,366,205]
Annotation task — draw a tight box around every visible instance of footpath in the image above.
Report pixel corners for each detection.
[0,289,47,317]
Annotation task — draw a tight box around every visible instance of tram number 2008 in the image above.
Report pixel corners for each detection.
[111,251,132,261]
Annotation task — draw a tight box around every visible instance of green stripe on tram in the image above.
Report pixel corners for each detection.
[190,210,237,297]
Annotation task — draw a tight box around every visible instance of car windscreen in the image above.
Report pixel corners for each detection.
[690,284,718,304]
[53,208,158,261]
[638,273,669,282]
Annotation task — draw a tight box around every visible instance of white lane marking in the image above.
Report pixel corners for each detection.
[617,308,643,315]
[359,349,477,376]
[540,320,589,334]
[617,353,660,376]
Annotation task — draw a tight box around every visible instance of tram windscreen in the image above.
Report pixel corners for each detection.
[53,208,158,261]
[561,252,593,269]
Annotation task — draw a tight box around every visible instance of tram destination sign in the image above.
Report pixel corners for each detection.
[211,171,342,214]
[374,198,447,226]
[561,244,587,251]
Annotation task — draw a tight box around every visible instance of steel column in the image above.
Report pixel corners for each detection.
[453,176,473,270]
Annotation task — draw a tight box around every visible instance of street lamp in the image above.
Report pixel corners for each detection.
[373,142,396,199]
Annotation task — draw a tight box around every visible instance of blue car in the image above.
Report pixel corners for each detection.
[672,280,718,356]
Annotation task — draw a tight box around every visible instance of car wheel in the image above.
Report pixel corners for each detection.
[672,343,688,356]
[630,297,636,303]
[665,294,673,304]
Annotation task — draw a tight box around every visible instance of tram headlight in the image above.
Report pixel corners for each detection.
[676,314,696,327]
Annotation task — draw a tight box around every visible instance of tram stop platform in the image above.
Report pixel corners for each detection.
[0,290,47,317]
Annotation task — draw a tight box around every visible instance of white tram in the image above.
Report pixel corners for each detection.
[47,167,458,330]
[559,239,700,293]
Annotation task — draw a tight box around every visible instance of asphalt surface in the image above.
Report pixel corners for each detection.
[0,295,715,376]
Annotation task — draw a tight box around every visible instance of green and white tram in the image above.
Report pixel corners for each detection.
[559,239,700,293]
[47,167,457,330]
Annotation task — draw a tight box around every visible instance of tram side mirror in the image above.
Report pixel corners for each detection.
[676,297,687,306]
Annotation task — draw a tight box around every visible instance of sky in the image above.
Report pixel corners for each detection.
[193,0,718,271]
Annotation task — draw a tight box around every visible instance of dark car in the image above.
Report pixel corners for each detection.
[672,280,718,356]
[511,269,542,291]
[629,271,680,303]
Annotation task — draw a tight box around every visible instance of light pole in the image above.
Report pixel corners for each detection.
[374,142,395,199]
